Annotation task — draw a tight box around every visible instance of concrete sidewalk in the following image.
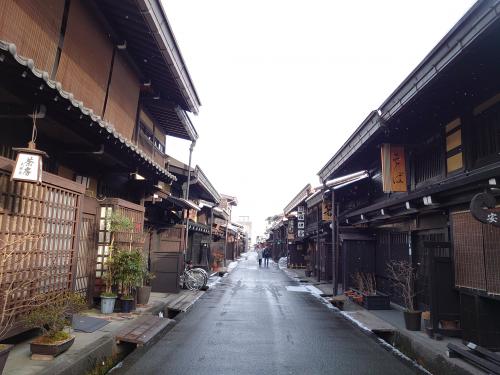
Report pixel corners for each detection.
[4,289,209,375]
[283,267,483,375]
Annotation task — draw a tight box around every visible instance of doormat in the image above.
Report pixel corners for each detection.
[72,314,110,333]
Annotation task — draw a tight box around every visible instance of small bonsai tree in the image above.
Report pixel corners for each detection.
[23,292,86,343]
[386,260,418,312]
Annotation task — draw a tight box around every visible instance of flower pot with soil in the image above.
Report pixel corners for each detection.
[23,292,85,359]
[404,310,422,331]
[0,344,13,374]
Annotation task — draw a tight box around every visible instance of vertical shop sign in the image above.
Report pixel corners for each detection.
[381,143,407,193]
[297,206,305,238]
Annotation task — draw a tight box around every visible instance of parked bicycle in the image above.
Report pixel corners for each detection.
[180,261,208,291]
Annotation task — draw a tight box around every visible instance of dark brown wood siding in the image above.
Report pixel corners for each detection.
[0,0,64,72]
[103,53,140,140]
[55,0,112,116]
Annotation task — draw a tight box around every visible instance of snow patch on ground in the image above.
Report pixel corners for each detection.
[278,257,288,269]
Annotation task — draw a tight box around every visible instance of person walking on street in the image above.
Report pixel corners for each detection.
[257,246,263,267]
[263,247,271,267]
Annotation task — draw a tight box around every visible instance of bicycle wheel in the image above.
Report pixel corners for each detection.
[194,267,208,285]
[184,269,206,290]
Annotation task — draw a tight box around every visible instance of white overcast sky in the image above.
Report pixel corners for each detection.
[162,0,476,242]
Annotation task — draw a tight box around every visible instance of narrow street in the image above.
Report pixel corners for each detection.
[116,255,417,375]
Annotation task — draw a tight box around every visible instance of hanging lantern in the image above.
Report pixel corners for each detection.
[11,141,47,183]
[11,109,48,183]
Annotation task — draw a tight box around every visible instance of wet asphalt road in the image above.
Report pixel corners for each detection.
[117,254,417,375]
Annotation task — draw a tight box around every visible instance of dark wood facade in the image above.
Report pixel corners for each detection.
[313,3,500,349]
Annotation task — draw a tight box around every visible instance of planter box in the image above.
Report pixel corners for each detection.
[350,289,390,310]
[362,293,390,310]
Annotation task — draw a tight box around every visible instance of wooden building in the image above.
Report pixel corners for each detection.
[0,0,201,336]
[283,184,311,269]
[317,1,500,349]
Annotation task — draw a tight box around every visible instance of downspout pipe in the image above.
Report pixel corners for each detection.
[183,141,196,261]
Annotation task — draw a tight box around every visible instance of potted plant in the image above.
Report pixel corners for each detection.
[136,256,155,305]
[387,260,421,331]
[100,255,117,314]
[100,212,133,314]
[113,249,143,313]
[350,272,390,310]
[23,292,85,358]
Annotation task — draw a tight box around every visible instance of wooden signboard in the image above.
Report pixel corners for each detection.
[381,144,407,193]
[287,219,295,240]
[322,201,332,222]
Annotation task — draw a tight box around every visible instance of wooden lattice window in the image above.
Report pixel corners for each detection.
[96,206,112,278]
[0,157,84,338]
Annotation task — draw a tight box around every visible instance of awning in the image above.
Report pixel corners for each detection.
[325,170,369,189]
[165,195,200,211]
[213,207,229,221]
[307,171,369,208]
[190,165,221,203]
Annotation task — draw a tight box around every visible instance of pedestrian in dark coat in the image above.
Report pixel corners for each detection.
[263,247,271,267]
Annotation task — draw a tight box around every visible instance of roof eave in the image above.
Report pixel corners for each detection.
[136,0,201,114]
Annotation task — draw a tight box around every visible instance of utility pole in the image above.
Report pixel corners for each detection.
[183,141,196,261]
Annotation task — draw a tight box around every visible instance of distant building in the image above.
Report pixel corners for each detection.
[236,216,252,249]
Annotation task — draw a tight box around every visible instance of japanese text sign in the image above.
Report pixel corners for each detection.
[12,153,42,183]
